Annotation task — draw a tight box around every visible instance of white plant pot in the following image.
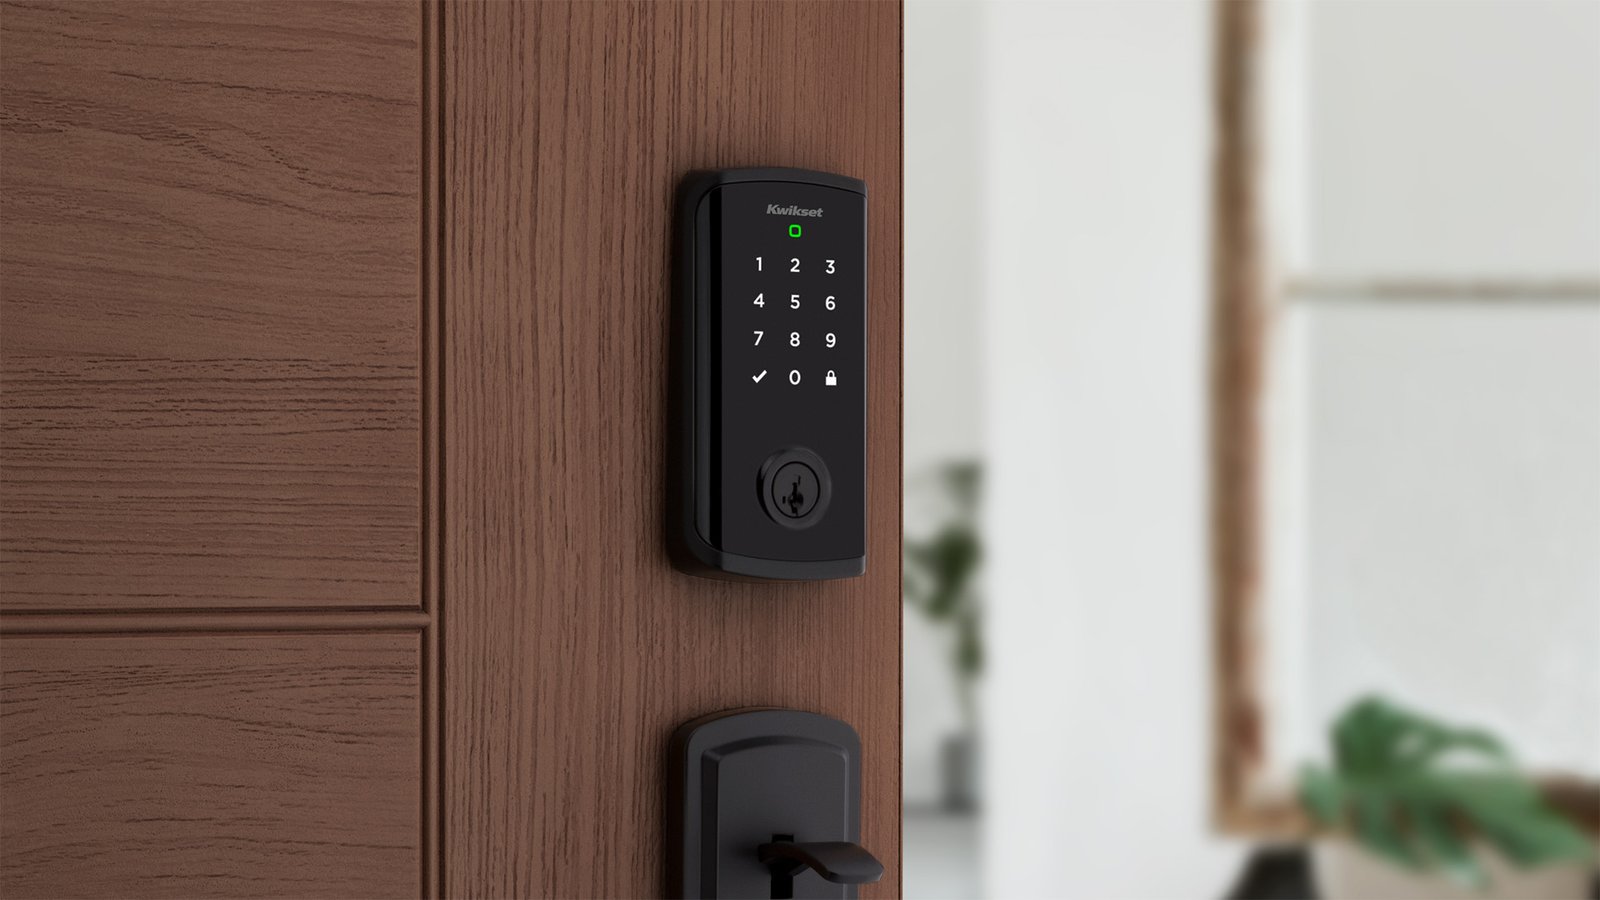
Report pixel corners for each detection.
[1314,839,1592,900]
[939,730,980,813]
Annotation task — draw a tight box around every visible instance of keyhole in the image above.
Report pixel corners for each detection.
[761,456,824,526]
[784,477,805,515]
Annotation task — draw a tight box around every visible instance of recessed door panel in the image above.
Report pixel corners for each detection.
[0,1,423,611]
[0,632,423,898]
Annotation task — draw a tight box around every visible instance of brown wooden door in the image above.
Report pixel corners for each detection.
[0,3,902,897]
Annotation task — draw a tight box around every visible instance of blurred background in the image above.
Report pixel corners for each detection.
[902,1,1599,897]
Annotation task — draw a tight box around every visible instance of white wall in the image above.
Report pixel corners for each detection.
[904,0,987,808]
[905,3,986,478]
[1266,0,1600,774]
[907,3,1598,896]
[1295,300,1600,774]
[979,2,1244,897]
[1305,0,1600,279]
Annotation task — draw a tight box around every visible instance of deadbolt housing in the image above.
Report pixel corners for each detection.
[668,168,867,581]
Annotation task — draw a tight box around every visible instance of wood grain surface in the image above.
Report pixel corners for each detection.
[0,1,423,611]
[1209,0,1278,835]
[0,632,423,898]
[440,2,902,896]
[1,1,902,894]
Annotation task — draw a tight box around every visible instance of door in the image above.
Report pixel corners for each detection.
[0,3,903,897]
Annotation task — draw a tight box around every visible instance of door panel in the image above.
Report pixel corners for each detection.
[1,2,900,895]
[0,1,422,610]
[0,632,422,898]
[440,4,902,896]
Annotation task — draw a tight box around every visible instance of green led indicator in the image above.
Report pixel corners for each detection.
[788,223,803,238]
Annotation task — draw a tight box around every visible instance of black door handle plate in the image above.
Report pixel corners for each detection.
[669,708,880,899]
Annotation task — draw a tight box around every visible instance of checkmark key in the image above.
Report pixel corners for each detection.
[752,369,768,383]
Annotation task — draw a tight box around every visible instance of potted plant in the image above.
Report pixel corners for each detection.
[1301,696,1596,899]
[903,460,983,812]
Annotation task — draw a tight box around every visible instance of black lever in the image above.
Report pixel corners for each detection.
[759,840,884,898]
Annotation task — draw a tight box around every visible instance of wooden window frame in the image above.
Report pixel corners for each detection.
[1206,0,1599,838]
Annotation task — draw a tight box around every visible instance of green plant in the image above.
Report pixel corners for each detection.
[1300,696,1595,889]
[903,460,982,726]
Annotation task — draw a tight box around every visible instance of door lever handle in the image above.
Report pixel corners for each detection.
[758,840,885,885]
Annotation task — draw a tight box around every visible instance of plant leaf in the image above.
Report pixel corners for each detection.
[1408,801,1484,889]
[1301,696,1597,885]
[1392,719,1510,773]
[1353,790,1424,871]
[1333,696,1400,776]
[1300,765,1344,827]
[1460,782,1597,868]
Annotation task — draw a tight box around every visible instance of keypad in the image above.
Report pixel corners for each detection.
[710,180,866,562]
[731,249,851,394]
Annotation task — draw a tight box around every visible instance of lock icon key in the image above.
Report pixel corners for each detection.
[824,370,838,387]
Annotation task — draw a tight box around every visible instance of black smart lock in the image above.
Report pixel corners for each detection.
[669,168,867,581]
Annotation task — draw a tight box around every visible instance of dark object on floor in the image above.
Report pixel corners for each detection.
[1223,845,1317,900]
